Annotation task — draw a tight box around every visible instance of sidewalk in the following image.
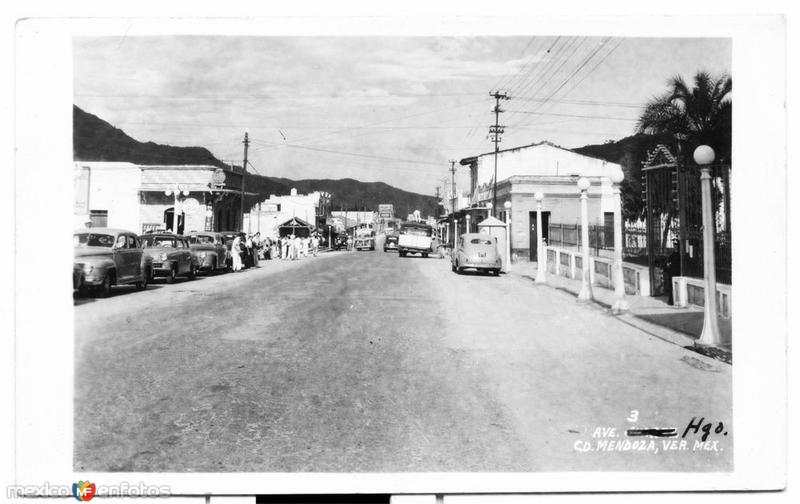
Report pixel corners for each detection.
[507,261,732,364]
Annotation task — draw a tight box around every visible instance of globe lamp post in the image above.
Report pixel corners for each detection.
[694,145,722,346]
[534,192,547,284]
[577,177,593,302]
[610,168,628,314]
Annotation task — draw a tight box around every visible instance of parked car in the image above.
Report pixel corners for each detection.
[451,232,502,276]
[187,232,229,274]
[139,233,198,283]
[219,231,253,269]
[383,232,399,252]
[73,228,151,297]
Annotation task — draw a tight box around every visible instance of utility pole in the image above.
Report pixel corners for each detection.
[240,131,249,232]
[489,90,509,217]
[449,159,457,215]
[434,186,441,218]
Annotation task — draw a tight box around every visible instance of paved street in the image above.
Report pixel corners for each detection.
[74,241,732,472]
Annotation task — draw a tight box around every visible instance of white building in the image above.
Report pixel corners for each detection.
[73,161,246,233]
[458,141,623,263]
[248,189,328,238]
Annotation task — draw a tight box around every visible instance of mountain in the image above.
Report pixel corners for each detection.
[73,106,439,216]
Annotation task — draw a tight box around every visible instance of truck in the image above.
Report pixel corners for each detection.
[354,225,376,251]
[397,222,434,258]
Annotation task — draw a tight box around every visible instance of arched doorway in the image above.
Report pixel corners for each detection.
[164,207,185,234]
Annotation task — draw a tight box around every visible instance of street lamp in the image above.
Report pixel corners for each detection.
[694,145,721,346]
[534,192,547,284]
[465,214,471,234]
[577,177,593,302]
[503,200,512,272]
[609,168,628,314]
[164,184,190,234]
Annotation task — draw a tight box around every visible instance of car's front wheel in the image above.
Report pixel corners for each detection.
[98,273,113,297]
[135,269,148,290]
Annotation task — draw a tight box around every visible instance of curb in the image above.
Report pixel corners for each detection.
[508,270,732,366]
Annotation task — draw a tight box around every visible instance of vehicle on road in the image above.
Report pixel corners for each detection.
[187,232,229,274]
[383,232,399,252]
[139,233,198,283]
[354,225,376,251]
[74,228,152,296]
[451,232,502,276]
[397,222,434,257]
[334,234,348,251]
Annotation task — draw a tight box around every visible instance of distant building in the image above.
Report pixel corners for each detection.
[458,141,623,263]
[248,189,331,238]
[330,210,376,230]
[73,161,247,233]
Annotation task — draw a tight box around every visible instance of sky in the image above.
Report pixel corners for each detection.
[73,36,730,196]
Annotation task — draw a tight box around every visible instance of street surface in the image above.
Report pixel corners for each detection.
[74,238,732,472]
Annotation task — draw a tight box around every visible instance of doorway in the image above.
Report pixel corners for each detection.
[529,210,550,261]
[164,208,185,234]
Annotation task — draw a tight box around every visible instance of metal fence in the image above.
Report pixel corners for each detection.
[548,222,615,256]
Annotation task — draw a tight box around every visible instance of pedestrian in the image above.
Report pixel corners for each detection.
[293,234,301,260]
[301,236,309,257]
[664,238,682,305]
[231,235,243,272]
[245,234,255,267]
[311,234,319,257]
[282,236,290,260]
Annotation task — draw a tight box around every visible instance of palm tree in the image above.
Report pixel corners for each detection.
[636,71,732,254]
[636,71,732,161]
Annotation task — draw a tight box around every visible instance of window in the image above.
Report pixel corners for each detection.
[126,235,137,248]
[89,209,108,228]
[74,233,115,248]
[470,238,494,245]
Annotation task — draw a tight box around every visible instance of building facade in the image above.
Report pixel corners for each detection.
[248,189,332,238]
[73,162,246,234]
[459,141,623,263]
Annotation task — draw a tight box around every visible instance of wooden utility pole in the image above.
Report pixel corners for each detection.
[489,91,509,217]
[449,159,457,215]
[240,131,249,231]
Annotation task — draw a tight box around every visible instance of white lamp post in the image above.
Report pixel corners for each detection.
[164,184,190,234]
[694,145,721,346]
[465,214,471,234]
[503,200,512,272]
[577,177,593,302]
[610,169,628,314]
[534,192,547,284]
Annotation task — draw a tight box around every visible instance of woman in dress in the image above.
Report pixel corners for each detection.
[231,235,243,271]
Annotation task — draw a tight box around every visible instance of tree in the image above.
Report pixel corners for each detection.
[635,72,732,250]
[636,71,732,161]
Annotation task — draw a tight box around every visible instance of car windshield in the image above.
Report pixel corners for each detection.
[74,233,115,248]
[470,238,494,245]
[141,236,175,248]
[403,226,432,237]
[190,235,214,244]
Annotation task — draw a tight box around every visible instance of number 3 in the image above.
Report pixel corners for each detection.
[627,410,639,422]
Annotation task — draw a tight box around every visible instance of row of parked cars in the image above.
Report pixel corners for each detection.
[73,227,254,297]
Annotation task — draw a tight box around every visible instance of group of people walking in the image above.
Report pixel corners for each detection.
[228,232,323,271]
[277,234,321,260]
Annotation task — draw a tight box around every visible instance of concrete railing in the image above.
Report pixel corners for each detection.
[545,246,651,297]
[672,276,732,318]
